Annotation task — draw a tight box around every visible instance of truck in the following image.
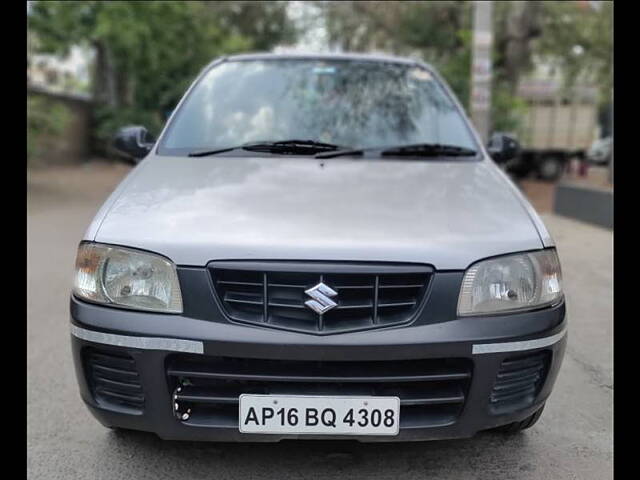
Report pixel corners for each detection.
[505,78,599,181]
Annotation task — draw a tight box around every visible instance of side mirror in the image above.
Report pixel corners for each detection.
[487,133,520,163]
[113,126,156,162]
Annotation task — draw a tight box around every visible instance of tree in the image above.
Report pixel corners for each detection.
[491,1,544,132]
[535,1,612,101]
[493,1,543,92]
[205,1,297,51]
[321,2,473,110]
[28,1,296,153]
[319,1,612,132]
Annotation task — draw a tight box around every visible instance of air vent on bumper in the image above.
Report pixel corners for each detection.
[490,351,550,415]
[83,348,144,413]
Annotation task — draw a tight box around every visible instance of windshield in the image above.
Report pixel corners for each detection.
[159,59,478,155]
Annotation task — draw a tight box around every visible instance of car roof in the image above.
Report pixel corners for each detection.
[224,51,429,67]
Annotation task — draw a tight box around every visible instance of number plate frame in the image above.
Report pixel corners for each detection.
[239,394,400,436]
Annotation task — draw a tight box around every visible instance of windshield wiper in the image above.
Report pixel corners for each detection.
[243,140,343,154]
[188,146,237,157]
[189,141,476,159]
[188,140,344,157]
[381,143,477,157]
[316,143,477,159]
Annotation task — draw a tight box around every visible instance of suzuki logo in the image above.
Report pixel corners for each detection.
[304,282,338,314]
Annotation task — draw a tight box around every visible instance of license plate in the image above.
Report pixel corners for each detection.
[239,394,400,436]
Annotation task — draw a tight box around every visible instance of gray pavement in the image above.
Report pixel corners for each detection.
[27,163,612,479]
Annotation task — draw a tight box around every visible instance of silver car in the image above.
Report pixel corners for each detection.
[71,53,566,442]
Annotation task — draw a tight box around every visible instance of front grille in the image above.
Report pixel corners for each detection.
[167,354,471,429]
[209,262,432,334]
[84,348,144,413]
[490,351,550,414]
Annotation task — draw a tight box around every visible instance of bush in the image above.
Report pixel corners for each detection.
[491,84,528,134]
[27,95,70,165]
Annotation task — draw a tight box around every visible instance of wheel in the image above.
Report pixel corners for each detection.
[495,404,545,434]
[537,157,563,181]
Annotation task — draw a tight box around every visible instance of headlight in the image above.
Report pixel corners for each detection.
[73,243,183,313]
[457,249,562,316]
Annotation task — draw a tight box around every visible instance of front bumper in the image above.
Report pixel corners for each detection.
[70,296,567,442]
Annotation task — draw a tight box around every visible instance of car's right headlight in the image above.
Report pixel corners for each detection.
[73,242,183,313]
[457,249,563,316]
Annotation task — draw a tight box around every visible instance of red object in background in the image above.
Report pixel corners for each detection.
[579,159,589,177]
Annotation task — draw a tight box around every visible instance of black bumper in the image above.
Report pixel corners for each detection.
[70,296,567,442]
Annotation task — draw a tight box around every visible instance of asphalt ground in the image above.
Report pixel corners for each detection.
[27,162,612,479]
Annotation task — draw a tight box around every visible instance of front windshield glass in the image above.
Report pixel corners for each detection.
[159,59,478,155]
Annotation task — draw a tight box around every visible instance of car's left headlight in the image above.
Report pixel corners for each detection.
[73,242,183,313]
[457,249,563,316]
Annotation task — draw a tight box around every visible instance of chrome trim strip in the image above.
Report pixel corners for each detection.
[70,325,204,354]
[472,328,567,354]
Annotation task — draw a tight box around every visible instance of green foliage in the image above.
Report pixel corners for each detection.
[206,2,298,51]
[27,95,71,163]
[491,83,528,133]
[322,1,473,106]
[536,1,613,102]
[28,1,295,155]
[394,2,474,107]
[436,29,472,109]
[28,0,611,155]
[322,1,612,132]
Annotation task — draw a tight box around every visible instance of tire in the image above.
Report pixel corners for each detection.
[537,157,564,181]
[495,404,545,434]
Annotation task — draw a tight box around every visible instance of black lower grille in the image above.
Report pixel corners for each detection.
[84,348,144,413]
[490,351,550,414]
[167,354,471,429]
[209,261,432,334]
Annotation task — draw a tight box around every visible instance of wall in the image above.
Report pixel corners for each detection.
[554,183,613,229]
[27,85,92,166]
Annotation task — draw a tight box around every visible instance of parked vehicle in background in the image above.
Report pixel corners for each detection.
[505,79,599,181]
[587,136,612,166]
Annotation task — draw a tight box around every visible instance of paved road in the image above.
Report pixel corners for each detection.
[27,163,612,480]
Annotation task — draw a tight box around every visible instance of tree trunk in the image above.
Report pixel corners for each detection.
[502,1,542,92]
[92,41,118,108]
[90,41,120,156]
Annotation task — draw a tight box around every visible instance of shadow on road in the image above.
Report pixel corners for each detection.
[94,428,536,478]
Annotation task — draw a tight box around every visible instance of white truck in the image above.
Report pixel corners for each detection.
[506,79,599,181]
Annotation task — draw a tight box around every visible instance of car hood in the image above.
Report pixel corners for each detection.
[90,155,544,270]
